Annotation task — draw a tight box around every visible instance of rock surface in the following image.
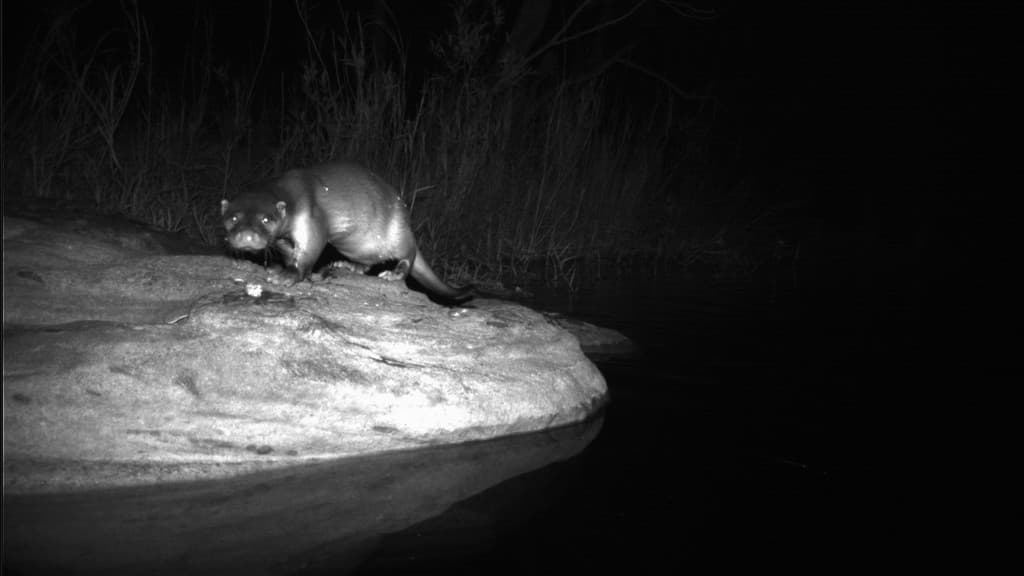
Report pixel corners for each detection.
[543,312,637,360]
[2,210,607,492]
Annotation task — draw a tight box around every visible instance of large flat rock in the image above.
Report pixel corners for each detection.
[2,211,607,492]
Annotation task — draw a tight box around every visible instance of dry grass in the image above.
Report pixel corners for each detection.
[3,1,749,291]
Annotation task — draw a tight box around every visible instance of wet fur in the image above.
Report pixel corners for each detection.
[222,162,472,302]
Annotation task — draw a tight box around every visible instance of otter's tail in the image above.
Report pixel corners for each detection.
[410,251,475,304]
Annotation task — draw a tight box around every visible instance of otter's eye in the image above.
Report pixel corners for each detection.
[261,216,271,225]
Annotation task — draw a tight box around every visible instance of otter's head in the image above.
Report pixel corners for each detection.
[220,196,289,252]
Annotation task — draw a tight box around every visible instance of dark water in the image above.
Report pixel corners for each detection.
[356,274,902,572]
[6,267,945,574]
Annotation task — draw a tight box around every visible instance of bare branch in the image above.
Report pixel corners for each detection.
[613,56,712,101]
[656,0,718,21]
[521,0,651,70]
[553,0,649,49]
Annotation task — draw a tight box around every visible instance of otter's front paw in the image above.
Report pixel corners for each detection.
[267,268,304,286]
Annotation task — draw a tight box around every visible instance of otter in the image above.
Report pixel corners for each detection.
[221,162,473,303]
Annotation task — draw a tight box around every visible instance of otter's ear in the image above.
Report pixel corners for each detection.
[275,201,288,218]
[220,199,230,215]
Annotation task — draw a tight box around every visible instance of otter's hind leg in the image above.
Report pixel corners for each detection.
[378,259,411,282]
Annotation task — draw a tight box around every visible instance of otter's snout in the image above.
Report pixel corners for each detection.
[228,229,270,251]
